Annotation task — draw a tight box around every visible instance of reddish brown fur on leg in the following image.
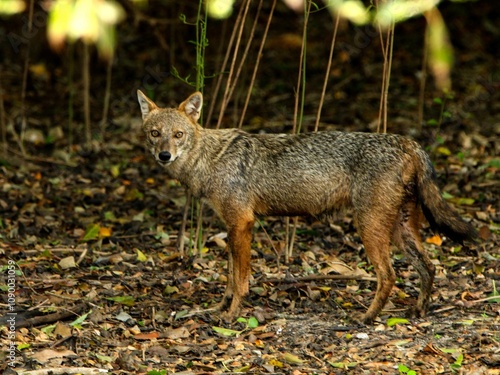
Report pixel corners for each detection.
[392,202,436,318]
[357,208,398,324]
[222,211,254,321]
[403,205,435,316]
[362,240,396,324]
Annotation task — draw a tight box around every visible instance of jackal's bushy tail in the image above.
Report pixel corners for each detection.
[415,150,477,243]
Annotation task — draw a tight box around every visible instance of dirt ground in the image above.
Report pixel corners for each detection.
[1,1,499,374]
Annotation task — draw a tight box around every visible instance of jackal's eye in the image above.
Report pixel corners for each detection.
[151,130,160,137]
[174,131,184,139]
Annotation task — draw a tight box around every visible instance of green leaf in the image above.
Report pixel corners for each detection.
[234,365,251,372]
[164,285,179,295]
[96,354,114,363]
[436,146,451,156]
[386,317,410,327]
[440,347,460,354]
[0,0,25,14]
[82,223,100,241]
[337,0,369,25]
[398,364,417,375]
[212,326,241,337]
[330,362,345,369]
[135,248,147,262]
[41,324,56,335]
[125,188,144,201]
[110,164,120,177]
[206,0,235,19]
[398,364,410,372]
[487,280,500,303]
[427,118,438,126]
[442,191,454,200]
[106,295,135,306]
[247,316,259,329]
[70,310,91,327]
[486,158,500,168]
[452,197,475,206]
[104,211,116,221]
[425,7,454,91]
[147,370,167,375]
[154,231,170,241]
[450,352,464,371]
[17,343,30,350]
[393,339,412,346]
[282,352,304,364]
[97,23,116,59]
[375,0,440,26]
[174,309,189,320]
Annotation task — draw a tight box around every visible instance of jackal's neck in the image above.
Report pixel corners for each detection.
[168,127,231,197]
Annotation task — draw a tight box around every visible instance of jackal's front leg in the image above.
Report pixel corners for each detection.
[221,210,254,322]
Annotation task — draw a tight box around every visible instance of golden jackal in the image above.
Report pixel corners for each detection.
[137,90,476,324]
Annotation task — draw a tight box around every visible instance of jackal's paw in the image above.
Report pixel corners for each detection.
[211,299,229,313]
[348,312,375,326]
[404,305,429,319]
[219,301,243,323]
[359,312,378,325]
[220,310,239,324]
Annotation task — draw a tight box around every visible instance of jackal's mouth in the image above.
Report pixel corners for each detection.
[156,159,172,166]
[156,157,177,166]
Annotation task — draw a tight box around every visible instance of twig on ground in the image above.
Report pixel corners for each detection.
[261,273,377,284]
[44,292,81,301]
[6,146,77,167]
[12,303,87,328]
[17,368,108,375]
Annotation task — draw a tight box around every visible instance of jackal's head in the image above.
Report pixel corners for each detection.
[137,90,202,166]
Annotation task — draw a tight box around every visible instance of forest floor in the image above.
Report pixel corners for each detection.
[1,1,500,374]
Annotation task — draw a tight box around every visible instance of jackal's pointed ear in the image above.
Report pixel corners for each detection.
[137,90,158,120]
[179,92,203,123]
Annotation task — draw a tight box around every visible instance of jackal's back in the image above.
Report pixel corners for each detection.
[194,130,418,218]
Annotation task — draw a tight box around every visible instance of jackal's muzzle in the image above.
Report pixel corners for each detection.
[158,151,171,162]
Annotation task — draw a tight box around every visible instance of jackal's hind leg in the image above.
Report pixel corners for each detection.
[393,203,435,317]
[356,206,398,324]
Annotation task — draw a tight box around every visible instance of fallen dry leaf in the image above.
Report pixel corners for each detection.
[134,331,160,340]
[31,349,77,363]
[425,235,443,246]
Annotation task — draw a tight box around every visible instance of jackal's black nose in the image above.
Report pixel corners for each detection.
[158,151,171,162]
